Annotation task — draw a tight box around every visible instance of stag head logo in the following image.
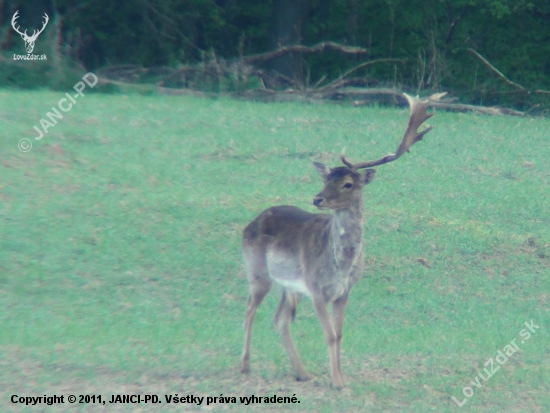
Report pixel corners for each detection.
[11,10,49,54]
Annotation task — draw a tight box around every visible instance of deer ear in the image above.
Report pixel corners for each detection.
[313,162,330,179]
[360,169,376,185]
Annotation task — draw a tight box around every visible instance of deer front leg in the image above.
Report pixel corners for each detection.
[313,297,344,388]
[332,292,349,377]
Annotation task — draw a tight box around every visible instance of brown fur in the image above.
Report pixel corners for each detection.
[240,165,376,388]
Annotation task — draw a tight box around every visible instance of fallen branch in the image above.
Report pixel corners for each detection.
[243,42,368,64]
[467,48,550,96]
[66,42,544,116]
[326,87,405,99]
[319,58,405,91]
[95,72,529,116]
[428,99,525,116]
[467,48,528,92]
[332,87,525,116]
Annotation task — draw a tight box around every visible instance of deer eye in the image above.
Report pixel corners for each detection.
[343,183,353,189]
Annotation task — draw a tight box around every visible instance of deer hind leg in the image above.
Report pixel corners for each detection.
[273,289,312,381]
[241,267,271,374]
[313,296,345,388]
[331,292,349,381]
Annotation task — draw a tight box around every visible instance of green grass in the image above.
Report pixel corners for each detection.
[0,90,549,412]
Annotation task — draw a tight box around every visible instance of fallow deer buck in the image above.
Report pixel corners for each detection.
[240,93,443,388]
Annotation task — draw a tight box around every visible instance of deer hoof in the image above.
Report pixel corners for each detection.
[240,361,250,374]
[296,371,313,382]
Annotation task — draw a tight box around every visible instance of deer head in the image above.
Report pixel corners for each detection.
[12,11,49,54]
[312,164,376,210]
[311,93,446,210]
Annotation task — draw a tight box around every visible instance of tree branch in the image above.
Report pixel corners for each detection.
[467,48,528,92]
[330,87,525,116]
[243,42,368,64]
[428,99,525,116]
[319,58,405,91]
[144,0,202,52]
[445,4,470,44]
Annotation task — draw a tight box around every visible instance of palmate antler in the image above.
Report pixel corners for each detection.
[341,92,446,171]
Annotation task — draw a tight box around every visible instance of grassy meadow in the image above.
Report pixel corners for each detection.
[0,90,549,412]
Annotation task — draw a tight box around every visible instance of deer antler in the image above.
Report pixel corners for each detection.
[341,92,446,171]
[32,13,49,39]
[11,11,26,37]
[11,11,49,40]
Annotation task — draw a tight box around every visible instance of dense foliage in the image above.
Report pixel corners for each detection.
[1,0,549,108]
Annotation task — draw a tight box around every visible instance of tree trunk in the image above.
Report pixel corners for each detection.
[269,0,309,84]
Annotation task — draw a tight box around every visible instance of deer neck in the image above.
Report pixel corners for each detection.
[330,195,364,272]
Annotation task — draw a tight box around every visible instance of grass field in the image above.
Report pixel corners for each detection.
[0,89,549,412]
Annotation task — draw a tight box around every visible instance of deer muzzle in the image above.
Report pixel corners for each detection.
[313,195,325,208]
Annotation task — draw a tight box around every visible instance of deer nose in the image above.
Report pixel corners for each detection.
[313,196,323,207]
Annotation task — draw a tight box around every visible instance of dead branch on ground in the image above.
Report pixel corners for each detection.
[468,49,550,95]
[326,87,525,116]
[4,37,538,117]
[318,59,405,91]
[243,42,368,64]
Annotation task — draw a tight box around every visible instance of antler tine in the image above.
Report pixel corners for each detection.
[31,13,49,39]
[38,13,49,35]
[340,155,353,168]
[341,92,445,170]
[11,10,26,36]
